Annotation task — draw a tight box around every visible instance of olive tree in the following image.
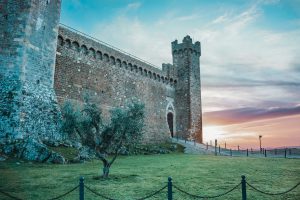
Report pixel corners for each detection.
[61,97,145,178]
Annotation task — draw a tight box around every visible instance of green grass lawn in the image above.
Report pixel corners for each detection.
[1,154,299,200]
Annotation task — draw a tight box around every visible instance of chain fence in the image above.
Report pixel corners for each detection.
[246,182,300,196]
[85,184,167,200]
[173,183,241,199]
[0,190,23,200]
[0,185,79,200]
[47,185,79,200]
[1,176,299,200]
[84,185,116,200]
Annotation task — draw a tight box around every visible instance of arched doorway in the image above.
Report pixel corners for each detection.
[167,112,174,137]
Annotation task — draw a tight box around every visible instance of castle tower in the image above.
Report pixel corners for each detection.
[0,0,62,141]
[172,36,202,143]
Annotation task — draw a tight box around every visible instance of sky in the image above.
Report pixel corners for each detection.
[61,0,300,149]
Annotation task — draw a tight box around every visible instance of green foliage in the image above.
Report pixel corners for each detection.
[61,101,81,138]
[133,143,185,155]
[99,99,145,154]
[48,146,78,161]
[61,97,145,156]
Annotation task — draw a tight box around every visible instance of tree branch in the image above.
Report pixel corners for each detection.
[109,139,122,165]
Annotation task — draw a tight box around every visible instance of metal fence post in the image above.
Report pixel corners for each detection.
[275,149,277,155]
[264,149,267,157]
[215,139,217,156]
[230,149,232,156]
[168,177,173,200]
[206,142,208,150]
[219,145,221,154]
[241,175,247,200]
[79,177,84,200]
[247,149,248,157]
[285,149,287,158]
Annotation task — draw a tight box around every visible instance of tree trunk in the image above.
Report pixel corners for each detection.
[97,151,119,178]
[102,163,110,178]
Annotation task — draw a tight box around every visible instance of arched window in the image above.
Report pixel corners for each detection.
[103,54,109,62]
[81,45,88,55]
[72,41,80,52]
[89,48,96,58]
[165,78,169,84]
[144,69,147,76]
[58,35,64,46]
[170,78,174,86]
[116,59,121,67]
[134,65,138,72]
[65,39,71,48]
[157,75,160,82]
[128,63,133,71]
[153,73,156,80]
[96,51,102,60]
[179,49,183,57]
[139,67,143,75]
[161,76,165,83]
[122,61,127,68]
[110,56,115,65]
[148,71,152,79]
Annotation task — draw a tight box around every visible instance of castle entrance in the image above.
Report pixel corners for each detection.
[167,112,174,137]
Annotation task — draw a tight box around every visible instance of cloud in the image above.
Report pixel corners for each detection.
[176,14,199,21]
[90,1,300,113]
[203,114,300,148]
[92,17,171,67]
[212,14,229,24]
[126,2,141,10]
[203,105,300,125]
[292,63,300,72]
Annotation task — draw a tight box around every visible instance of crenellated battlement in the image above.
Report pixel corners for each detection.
[57,25,177,86]
[171,35,201,56]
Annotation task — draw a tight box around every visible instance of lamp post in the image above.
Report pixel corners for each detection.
[259,135,262,153]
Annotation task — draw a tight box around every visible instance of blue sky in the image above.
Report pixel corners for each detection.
[61,0,300,147]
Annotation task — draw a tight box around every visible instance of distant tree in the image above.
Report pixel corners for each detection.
[61,97,145,178]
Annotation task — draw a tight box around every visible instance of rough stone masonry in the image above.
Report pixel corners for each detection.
[0,0,203,148]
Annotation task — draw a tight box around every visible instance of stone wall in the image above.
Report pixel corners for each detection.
[54,26,178,142]
[0,0,62,141]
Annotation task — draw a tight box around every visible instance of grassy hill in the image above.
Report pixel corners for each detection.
[1,154,299,200]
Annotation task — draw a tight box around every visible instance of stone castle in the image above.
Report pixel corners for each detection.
[0,0,203,144]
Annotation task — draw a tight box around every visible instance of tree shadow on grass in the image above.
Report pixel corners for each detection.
[93,174,139,182]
